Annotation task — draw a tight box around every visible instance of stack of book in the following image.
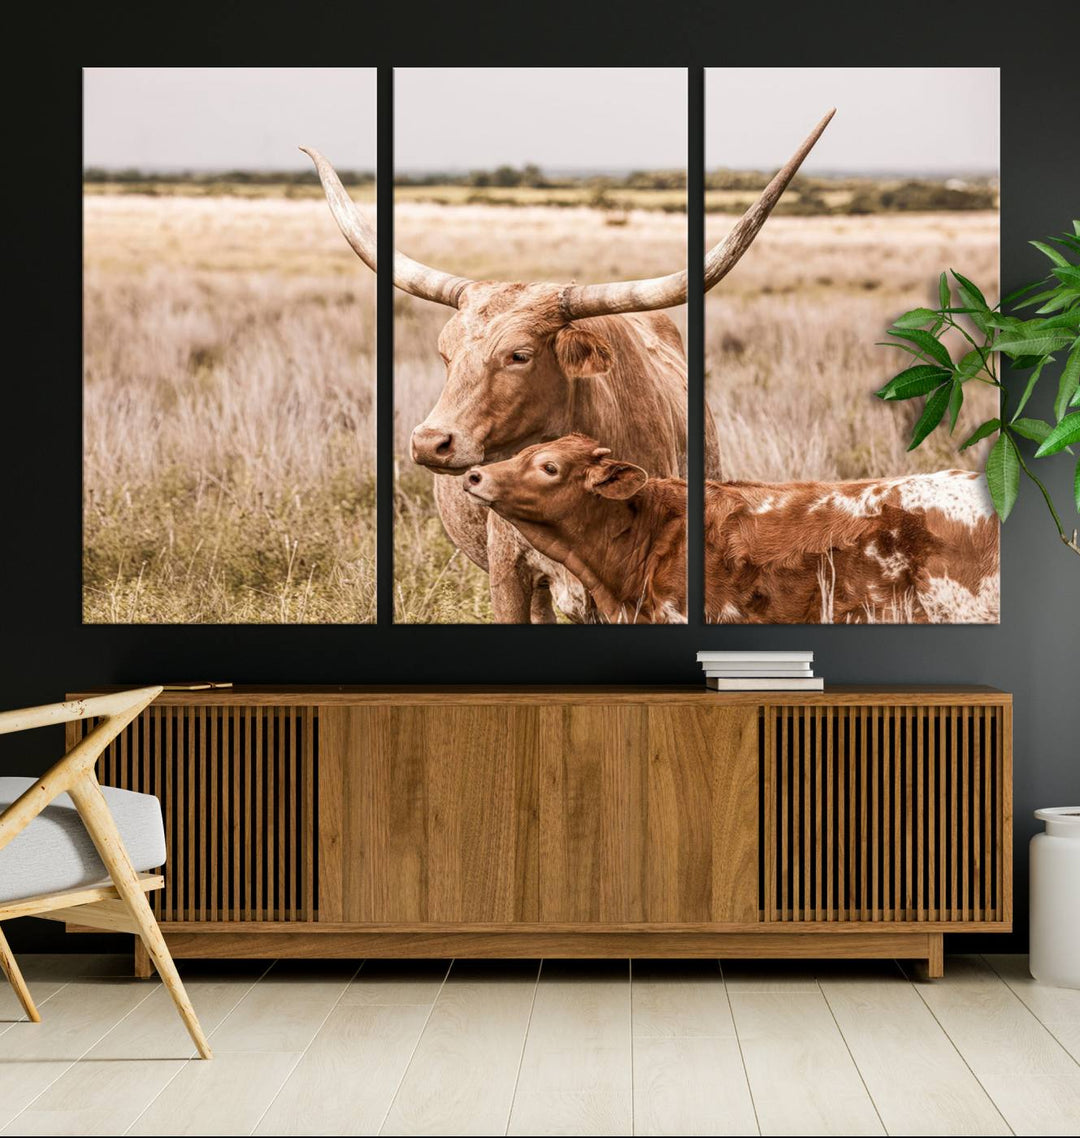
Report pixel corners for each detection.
[696,651,823,691]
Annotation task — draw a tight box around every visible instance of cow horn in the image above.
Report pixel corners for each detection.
[301,147,473,308]
[704,108,835,291]
[559,108,836,319]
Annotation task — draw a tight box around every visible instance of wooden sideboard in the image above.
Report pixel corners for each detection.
[66,686,1012,977]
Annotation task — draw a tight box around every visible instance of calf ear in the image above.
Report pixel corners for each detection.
[586,460,648,500]
[553,323,614,377]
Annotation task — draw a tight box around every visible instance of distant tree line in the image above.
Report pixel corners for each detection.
[83,162,998,215]
[83,168,376,186]
[706,169,997,214]
[394,164,687,190]
[844,180,997,213]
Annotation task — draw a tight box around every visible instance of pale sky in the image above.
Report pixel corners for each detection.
[707,68,999,174]
[83,68,376,170]
[82,67,999,177]
[394,68,687,172]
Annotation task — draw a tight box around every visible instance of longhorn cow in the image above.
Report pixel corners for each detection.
[303,110,834,622]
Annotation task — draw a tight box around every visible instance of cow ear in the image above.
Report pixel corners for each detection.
[553,324,614,377]
[586,460,648,500]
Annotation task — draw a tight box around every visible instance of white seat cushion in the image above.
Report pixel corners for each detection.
[0,777,166,904]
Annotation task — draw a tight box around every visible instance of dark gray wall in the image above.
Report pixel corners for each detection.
[2,14,1078,953]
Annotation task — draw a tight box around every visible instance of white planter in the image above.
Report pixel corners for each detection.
[1030,807,1080,988]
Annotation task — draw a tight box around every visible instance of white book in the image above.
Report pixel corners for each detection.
[705,664,814,673]
[701,661,812,672]
[706,677,824,691]
[697,650,814,663]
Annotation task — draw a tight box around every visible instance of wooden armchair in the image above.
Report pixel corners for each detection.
[0,687,211,1058]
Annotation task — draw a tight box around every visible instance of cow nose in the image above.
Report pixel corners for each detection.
[466,470,483,485]
[411,425,455,462]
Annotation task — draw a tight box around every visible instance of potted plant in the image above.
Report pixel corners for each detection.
[875,220,1080,556]
[878,225,1079,987]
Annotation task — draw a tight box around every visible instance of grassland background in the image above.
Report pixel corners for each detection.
[703,210,999,482]
[84,185,997,626]
[83,195,376,623]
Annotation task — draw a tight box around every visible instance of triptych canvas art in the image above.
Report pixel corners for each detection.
[83,66,1001,625]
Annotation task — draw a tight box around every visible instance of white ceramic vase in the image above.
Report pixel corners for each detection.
[1030,807,1080,988]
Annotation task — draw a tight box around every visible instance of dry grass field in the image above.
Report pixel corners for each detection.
[704,210,1000,481]
[85,190,998,625]
[395,204,998,624]
[83,195,376,623]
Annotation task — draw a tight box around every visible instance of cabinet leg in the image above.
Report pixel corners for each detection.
[134,937,151,979]
[927,933,944,979]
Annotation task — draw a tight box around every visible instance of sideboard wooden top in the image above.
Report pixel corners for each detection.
[67,684,1011,707]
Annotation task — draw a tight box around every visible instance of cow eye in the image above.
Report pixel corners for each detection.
[511,351,531,364]
[542,462,558,475]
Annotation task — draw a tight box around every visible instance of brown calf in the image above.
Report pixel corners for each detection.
[464,434,999,624]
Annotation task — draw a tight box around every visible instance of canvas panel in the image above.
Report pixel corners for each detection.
[392,67,689,624]
[82,67,377,624]
[703,67,1001,624]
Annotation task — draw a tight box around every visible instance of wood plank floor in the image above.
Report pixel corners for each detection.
[1,954,1078,1135]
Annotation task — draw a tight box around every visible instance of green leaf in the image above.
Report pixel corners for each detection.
[907,383,952,451]
[960,418,1000,450]
[1055,344,1080,422]
[1031,240,1069,267]
[986,433,1020,521]
[1011,357,1048,421]
[1002,277,1049,306]
[1036,289,1080,314]
[877,342,934,368]
[947,380,964,431]
[952,271,991,333]
[892,307,938,329]
[995,331,1073,357]
[956,349,985,381]
[875,365,953,401]
[1038,311,1080,332]
[1052,265,1080,288]
[1007,354,1049,371]
[1034,412,1080,457]
[888,328,953,369]
[1010,417,1052,443]
[939,271,951,310]
[1015,286,1065,310]
[1074,220,1080,238]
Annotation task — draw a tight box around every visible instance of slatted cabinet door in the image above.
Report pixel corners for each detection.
[319,704,541,924]
[539,704,759,925]
[763,702,1009,925]
[76,703,318,924]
